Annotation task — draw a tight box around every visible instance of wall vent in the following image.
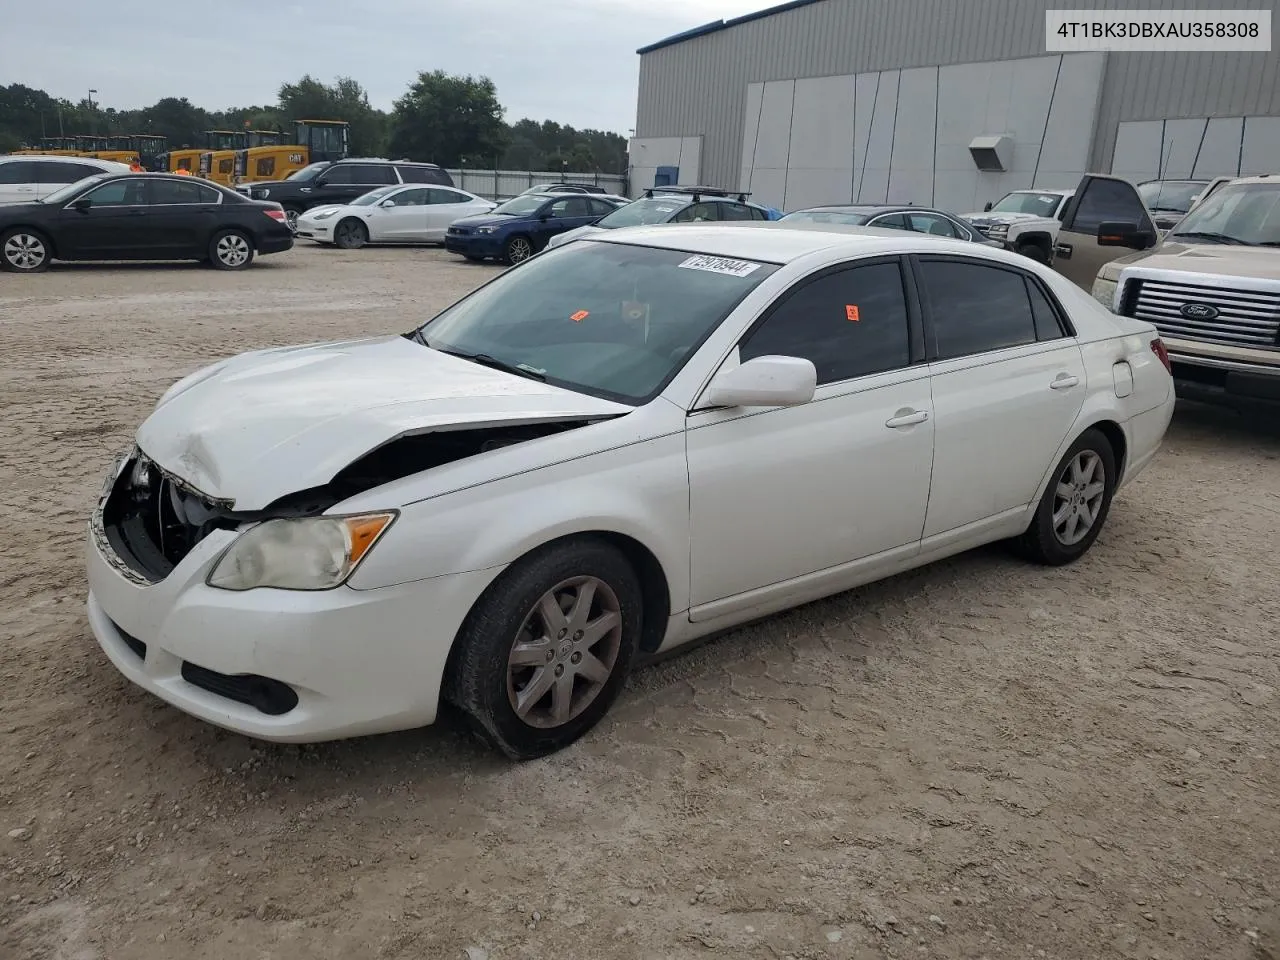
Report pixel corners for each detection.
[969,135,1014,172]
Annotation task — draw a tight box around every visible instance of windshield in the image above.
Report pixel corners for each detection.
[780,209,871,226]
[41,174,107,206]
[989,192,1064,217]
[1138,180,1206,214]
[597,197,691,228]
[1167,182,1280,247]
[285,162,328,182]
[519,184,555,195]
[350,186,400,207]
[411,242,780,404]
[490,195,549,216]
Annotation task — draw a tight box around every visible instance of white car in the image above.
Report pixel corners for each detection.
[295,184,495,248]
[963,188,1075,263]
[85,225,1174,759]
[0,155,134,205]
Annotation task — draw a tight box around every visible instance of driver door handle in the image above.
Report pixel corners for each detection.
[1050,374,1080,390]
[885,409,929,428]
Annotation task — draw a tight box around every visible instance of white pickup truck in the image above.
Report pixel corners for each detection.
[962,189,1075,264]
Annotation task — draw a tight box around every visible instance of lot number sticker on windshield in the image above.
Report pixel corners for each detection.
[678,255,762,278]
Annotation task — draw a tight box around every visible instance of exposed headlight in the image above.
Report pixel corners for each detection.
[207,513,396,591]
[476,226,497,234]
[986,224,1008,238]
[1091,276,1118,311]
[257,188,270,198]
[312,210,338,221]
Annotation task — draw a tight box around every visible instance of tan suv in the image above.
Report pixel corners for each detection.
[1051,173,1280,411]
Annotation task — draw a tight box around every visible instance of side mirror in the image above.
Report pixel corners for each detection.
[539,213,551,221]
[379,198,396,207]
[73,197,92,212]
[1097,221,1157,249]
[704,355,817,409]
[983,201,993,212]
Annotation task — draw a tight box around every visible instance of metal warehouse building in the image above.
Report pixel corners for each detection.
[629,0,1280,212]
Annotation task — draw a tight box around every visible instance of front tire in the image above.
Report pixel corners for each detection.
[445,538,643,760]
[1017,241,1050,264]
[503,234,534,265]
[1014,428,1116,565]
[1,228,51,272]
[208,229,254,270]
[334,218,368,250]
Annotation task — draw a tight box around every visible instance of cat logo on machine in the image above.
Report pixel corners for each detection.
[288,153,305,164]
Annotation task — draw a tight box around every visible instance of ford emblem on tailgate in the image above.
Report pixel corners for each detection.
[1180,302,1219,320]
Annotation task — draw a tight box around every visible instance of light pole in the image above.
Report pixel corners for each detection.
[87,89,98,137]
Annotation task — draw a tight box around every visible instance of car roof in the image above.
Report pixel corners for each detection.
[589,222,987,264]
[1004,188,1074,196]
[1219,174,1279,186]
[794,204,951,214]
[1,154,130,168]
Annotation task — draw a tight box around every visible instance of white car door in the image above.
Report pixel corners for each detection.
[685,257,935,613]
[424,188,481,240]
[0,160,41,205]
[371,187,431,242]
[914,255,1087,540]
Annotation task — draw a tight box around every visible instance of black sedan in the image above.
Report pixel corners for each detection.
[0,173,293,273]
[779,204,998,245]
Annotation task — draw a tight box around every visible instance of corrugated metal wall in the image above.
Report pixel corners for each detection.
[635,0,1279,190]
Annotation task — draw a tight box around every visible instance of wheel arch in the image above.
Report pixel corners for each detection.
[1031,415,1129,511]
[1015,230,1054,253]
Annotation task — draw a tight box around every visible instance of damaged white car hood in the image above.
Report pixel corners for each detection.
[135,335,630,510]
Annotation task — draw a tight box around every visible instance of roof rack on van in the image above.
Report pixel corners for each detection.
[644,185,751,203]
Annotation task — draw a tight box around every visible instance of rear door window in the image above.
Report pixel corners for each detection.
[1066,178,1153,235]
[0,161,40,184]
[398,165,450,185]
[916,259,1040,359]
[150,179,221,204]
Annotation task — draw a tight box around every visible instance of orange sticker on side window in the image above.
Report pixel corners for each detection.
[845,305,860,322]
[571,310,589,322]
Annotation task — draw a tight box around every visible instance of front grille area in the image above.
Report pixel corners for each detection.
[180,662,299,716]
[1127,277,1280,349]
[101,454,235,583]
[117,626,147,660]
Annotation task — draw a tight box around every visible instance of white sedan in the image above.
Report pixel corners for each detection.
[295,184,494,248]
[85,225,1174,759]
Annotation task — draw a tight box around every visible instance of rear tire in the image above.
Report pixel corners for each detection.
[334,218,368,250]
[444,538,643,760]
[283,207,303,233]
[1013,428,1116,566]
[1,228,51,272]
[208,230,254,270]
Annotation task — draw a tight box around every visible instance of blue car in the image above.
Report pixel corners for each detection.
[445,193,620,265]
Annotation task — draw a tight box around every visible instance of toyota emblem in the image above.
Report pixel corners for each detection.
[1179,301,1220,321]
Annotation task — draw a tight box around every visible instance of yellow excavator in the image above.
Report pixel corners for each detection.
[233,119,349,184]
[154,130,235,175]
[202,129,286,186]
[12,136,93,157]
[12,135,168,170]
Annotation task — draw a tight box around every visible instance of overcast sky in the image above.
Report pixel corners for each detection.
[1,0,767,133]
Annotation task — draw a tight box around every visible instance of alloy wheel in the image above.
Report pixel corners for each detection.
[285,209,300,232]
[507,237,533,263]
[3,233,47,270]
[215,234,251,268]
[1052,450,1106,546]
[506,576,622,729]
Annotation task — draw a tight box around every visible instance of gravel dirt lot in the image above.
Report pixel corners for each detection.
[1,244,1278,960]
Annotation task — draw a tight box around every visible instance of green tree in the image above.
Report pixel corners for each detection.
[277,75,385,155]
[388,71,508,167]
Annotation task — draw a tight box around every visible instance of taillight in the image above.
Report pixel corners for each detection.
[263,209,287,223]
[1150,338,1172,374]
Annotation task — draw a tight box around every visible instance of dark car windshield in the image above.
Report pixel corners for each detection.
[1138,180,1207,214]
[1168,182,1280,247]
[780,209,871,226]
[40,174,108,205]
[597,197,691,228]
[411,241,779,404]
[285,162,328,182]
[491,195,550,216]
[988,192,1064,217]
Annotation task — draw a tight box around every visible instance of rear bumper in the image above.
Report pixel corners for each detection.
[258,234,294,255]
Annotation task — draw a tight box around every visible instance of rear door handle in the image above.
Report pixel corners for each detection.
[885,409,929,428]
[127,209,147,216]
[1050,374,1080,390]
